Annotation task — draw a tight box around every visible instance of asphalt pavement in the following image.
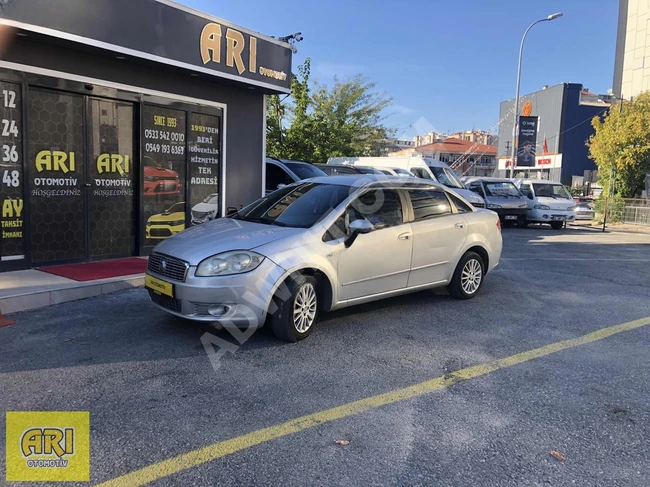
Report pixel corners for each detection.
[1,225,649,486]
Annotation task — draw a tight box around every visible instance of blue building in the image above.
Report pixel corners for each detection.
[496,83,614,184]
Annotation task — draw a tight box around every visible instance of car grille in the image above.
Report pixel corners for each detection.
[155,182,179,193]
[148,289,182,313]
[148,252,189,282]
[149,228,173,237]
[473,202,485,208]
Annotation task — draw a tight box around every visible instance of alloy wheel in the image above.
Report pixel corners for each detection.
[293,283,317,333]
[461,258,482,295]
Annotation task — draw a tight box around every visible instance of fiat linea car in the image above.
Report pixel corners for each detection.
[145,176,502,342]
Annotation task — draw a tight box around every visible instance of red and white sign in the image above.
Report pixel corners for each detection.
[498,154,562,171]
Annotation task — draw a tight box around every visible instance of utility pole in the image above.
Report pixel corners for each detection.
[603,98,624,232]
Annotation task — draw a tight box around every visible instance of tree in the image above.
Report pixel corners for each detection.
[587,92,650,197]
[267,58,393,164]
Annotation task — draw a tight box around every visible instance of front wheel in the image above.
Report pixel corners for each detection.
[550,221,564,230]
[271,275,318,342]
[447,251,485,300]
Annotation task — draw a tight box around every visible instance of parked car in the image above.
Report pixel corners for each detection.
[464,177,528,226]
[146,202,185,240]
[143,157,180,196]
[575,202,595,220]
[191,193,220,224]
[265,157,327,195]
[513,179,576,229]
[328,156,486,208]
[314,164,383,176]
[145,176,502,342]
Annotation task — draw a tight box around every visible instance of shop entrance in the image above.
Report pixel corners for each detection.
[27,88,136,264]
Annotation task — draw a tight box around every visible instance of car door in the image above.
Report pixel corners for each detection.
[335,189,413,300]
[406,188,468,286]
[265,162,294,195]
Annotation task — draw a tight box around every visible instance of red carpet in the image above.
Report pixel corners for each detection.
[38,257,148,282]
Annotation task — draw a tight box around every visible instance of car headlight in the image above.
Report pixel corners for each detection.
[518,203,528,208]
[487,204,501,209]
[470,195,483,203]
[534,204,550,210]
[567,206,576,211]
[146,221,152,226]
[196,251,264,277]
[144,176,156,181]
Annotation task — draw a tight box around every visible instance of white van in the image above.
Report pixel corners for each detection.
[327,156,485,208]
[513,179,576,229]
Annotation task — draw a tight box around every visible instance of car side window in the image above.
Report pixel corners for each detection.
[348,189,404,229]
[266,163,293,191]
[468,182,485,197]
[520,183,533,198]
[408,189,452,220]
[447,193,473,213]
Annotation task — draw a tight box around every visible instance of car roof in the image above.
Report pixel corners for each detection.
[266,157,313,166]
[303,175,447,191]
[515,178,563,184]
[465,176,516,184]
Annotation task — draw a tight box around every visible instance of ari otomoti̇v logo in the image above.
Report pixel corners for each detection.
[6,411,90,482]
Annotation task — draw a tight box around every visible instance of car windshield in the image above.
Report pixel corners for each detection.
[356,166,383,175]
[389,168,411,177]
[484,182,521,198]
[284,162,328,180]
[165,202,184,213]
[533,183,572,199]
[202,194,219,204]
[429,167,465,189]
[233,182,351,228]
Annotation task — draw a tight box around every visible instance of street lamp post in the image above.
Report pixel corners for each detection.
[510,13,563,178]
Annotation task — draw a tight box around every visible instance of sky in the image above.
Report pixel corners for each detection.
[182,0,619,139]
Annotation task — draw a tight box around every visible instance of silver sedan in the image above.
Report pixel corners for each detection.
[145,176,503,342]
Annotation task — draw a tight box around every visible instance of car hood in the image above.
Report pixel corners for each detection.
[148,211,184,223]
[191,202,218,213]
[145,166,178,177]
[536,196,574,210]
[486,195,527,208]
[448,187,484,204]
[151,218,305,265]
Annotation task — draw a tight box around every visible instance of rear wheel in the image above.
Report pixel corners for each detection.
[550,221,564,230]
[447,251,485,300]
[271,275,318,342]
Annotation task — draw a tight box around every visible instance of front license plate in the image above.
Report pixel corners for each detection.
[504,215,517,220]
[145,274,174,298]
[551,215,566,221]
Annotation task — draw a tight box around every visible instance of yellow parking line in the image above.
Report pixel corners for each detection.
[96,316,650,487]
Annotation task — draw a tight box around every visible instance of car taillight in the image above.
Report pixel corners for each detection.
[496,219,501,232]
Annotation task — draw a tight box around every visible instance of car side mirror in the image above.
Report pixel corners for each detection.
[226,206,238,216]
[277,183,287,190]
[527,191,534,200]
[344,219,374,248]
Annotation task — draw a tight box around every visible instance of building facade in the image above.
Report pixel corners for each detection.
[388,138,497,177]
[0,0,292,272]
[496,83,613,183]
[448,130,498,146]
[613,0,650,100]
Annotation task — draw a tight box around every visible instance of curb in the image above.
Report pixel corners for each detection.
[0,275,145,315]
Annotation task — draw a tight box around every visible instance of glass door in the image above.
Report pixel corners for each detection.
[87,98,136,259]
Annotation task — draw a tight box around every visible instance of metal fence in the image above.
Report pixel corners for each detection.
[608,198,650,226]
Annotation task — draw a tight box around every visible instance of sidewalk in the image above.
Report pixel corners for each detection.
[0,268,145,316]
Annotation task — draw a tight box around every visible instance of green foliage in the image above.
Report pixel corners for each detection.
[587,92,650,198]
[267,58,394,164]
[593,196,626,223]
[567,185,582,197]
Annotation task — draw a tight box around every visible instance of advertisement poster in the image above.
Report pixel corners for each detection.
[189,112,221,225]
[0,81,24,262]
[142,104,186,246]
[27,89,85,263]
[516,116,538,167]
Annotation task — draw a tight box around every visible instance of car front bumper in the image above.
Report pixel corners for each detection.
[527,209,576,223]
[145,257,285,327]
[492,208,527,221]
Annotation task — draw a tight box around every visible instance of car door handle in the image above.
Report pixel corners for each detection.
[398,232,412,240]
[454,222,465,229]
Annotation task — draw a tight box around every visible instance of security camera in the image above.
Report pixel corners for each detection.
[294,32,303,43]
[291,45,298,54]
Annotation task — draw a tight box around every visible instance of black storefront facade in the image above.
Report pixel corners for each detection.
[0,0,291,272]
